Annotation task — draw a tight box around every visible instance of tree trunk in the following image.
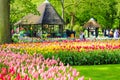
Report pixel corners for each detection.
[70,13,75,30]
[0,0,11,44]
[61,0,64,19]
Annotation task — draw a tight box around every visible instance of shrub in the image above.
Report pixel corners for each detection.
[43,50,120,65]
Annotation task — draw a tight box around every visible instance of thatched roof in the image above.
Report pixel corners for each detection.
[15,0,64,26]
[14,14,40,26]
[37,0,64,25]
[83,18,100,28]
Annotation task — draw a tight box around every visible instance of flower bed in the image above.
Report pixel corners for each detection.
[1,40,120,65]
[0,50,85,80]
[1,40,120,54]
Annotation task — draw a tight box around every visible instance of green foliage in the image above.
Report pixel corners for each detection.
[65,23,70,30]
[73,25,81,32]
[10,0,120,29]
[112,18,119,29]
[12,33,20,43]
[73,25,83,38]
[0,63,8,69]
[43,50,120,66]
[10,0,39,24]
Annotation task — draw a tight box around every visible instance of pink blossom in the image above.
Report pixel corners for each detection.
[9,67,15,75]
[33,72,39,79]
[72,69,79,77]
[78,76,84,80]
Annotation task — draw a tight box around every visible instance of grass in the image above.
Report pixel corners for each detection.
[73,64,120,80]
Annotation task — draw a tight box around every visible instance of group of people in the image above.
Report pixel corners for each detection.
[104,29,120,39]
[79,29,120,40]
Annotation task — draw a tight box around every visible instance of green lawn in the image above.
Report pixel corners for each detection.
[73,64,120,80]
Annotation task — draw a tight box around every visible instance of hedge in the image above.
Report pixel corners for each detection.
[43,50,120,65]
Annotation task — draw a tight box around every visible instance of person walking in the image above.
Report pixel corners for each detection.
[79,31,85,40]
[114,29,119,39]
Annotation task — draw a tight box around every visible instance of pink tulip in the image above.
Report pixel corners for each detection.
[72,69,79,77]
[7,75,11,80]
[1,68,7,75]
[78,76,84,80]
[9,67,15,75]
[16,73,21,80]
[0,74,3,79]
[68,77,74,80]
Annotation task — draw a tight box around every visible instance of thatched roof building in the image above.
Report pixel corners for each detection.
[15,0,64,25]
[14,0,65,37]
[83,18,100,28]
[37,0,64,25]
[14,14,40,26]
[83,18,101,38]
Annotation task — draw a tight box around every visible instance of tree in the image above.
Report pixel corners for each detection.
[104,0,118,29]
[60,0,64,19]
[0,0,11,44]
[10,0,39,24]
[10,0,120,31]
